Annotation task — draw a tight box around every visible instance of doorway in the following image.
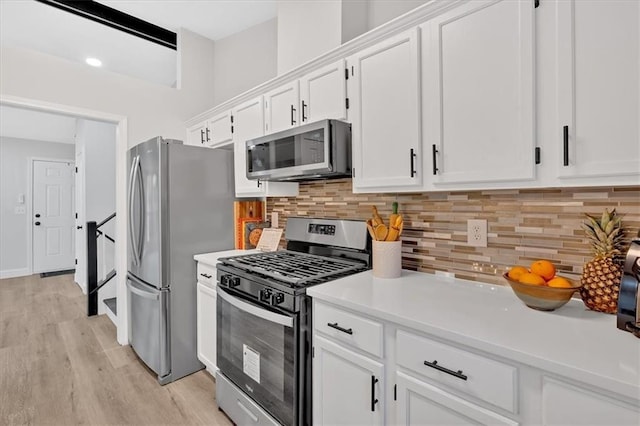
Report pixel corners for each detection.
[32,159,75,273]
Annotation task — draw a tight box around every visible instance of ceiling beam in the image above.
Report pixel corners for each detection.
[34,0,177,50]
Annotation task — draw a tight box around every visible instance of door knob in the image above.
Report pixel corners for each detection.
[35,222,41,226]
[77,226,83,230]
[35,214,41,218]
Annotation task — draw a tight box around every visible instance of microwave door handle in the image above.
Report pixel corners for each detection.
[218,288,293,328]
[136,158,145,264]
[128,155,140,266]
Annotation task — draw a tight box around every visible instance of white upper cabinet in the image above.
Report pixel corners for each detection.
[299,59,348,123]
[264,81,300,134]
[232,96,298,198]
[556,0,640,180]
[423,0,536,186]
[348,29,422,192]
[207,110,234,148]
[186,121,208,147]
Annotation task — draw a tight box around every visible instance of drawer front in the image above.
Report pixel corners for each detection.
[314,301,383,358]
[397,330,517,413]
[196,262,216,287]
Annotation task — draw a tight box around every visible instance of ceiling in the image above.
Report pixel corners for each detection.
[0,0,277,86]
[0,105,77,144]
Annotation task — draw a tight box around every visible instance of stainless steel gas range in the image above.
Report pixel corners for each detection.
[215,218,371,426]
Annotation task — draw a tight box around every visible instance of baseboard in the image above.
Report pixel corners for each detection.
[74,280,87,294]
[0,268,31,279]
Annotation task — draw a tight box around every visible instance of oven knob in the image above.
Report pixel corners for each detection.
[259,288,272,302]
[271,292,285,306]
[229,277,241,288]
[220,275,231,286]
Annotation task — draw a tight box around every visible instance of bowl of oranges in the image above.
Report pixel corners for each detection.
[503,260,582,311]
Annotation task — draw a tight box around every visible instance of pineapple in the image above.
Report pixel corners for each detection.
[580,208,625,313]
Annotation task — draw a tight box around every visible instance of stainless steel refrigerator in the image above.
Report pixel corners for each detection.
[127,137,235,385]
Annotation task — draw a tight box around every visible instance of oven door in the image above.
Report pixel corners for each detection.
[217,287,298,426]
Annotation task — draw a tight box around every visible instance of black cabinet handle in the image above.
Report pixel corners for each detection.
[371,375,379,412]
[290,105,296,125]
[423,360,468,381]
[206,127,211,142]
[432,144,439,175]
[301,101,308,122]
[563,125,569,166]
[200,129,205,144]
[257,180,262,188]
[327,322,353,335]
[35,222,41,226]
[410,148,417,177]
[200,273,212,279]
[35,214,41,218]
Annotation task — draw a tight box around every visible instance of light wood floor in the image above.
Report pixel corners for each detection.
[0,273,233,425]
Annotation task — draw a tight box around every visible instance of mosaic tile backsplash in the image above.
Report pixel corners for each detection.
[267,179,640,286]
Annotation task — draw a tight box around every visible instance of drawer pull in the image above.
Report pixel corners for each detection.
[327,322,353,335]
[200,273,212,279]
[423,360,468,381]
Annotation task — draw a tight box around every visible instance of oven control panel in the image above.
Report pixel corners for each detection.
[217,269,295,312]
[308,223,336,236]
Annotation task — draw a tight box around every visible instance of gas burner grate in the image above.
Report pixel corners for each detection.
[220,251,365,286]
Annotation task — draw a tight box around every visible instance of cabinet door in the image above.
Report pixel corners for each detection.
[196,282,217,373]
[557,0,640,179]
[423,0,535,185]
[187,121,208,147]
[233,96,299,198]
[265,81,300,134]
[300,59,347,123]
[207,110,233,147]
[313,335,384,426]
[396,372,518,426]
[542,377,640,426]
[348,29,422,191]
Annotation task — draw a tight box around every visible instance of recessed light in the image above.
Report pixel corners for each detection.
[86,57,102,67]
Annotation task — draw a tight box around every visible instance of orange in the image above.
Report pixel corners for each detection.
[518,272,547,286]
[507,266,529,281]
[530,260,556,281]
[547,277,573,288]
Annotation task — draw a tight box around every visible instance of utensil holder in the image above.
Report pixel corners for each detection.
[372,240,402,278]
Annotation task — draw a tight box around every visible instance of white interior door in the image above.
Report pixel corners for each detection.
[33,160,75,273]
[74,151,86,289]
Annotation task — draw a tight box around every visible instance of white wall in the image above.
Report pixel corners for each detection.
[80,119,116,224]
[277,0,343,74]
[0,137,75,277]
[0,29,215,146]
[212,18,278,106]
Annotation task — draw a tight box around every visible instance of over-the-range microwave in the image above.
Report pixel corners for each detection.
[246,119,351,182]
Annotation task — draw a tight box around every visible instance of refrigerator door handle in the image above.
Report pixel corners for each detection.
[127,276,160,300]
[135,157,145,265]
[128,155,140,266]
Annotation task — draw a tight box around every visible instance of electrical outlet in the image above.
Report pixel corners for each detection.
[14,206,26,215]
[467,219,487,247]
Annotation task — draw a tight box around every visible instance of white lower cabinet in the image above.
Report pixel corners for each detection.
[196,261,218,374]
[196,282,217,373]
[313,335,384,425]
[541,377,640,426]
[396,372,517,426]
[312,299,638,425]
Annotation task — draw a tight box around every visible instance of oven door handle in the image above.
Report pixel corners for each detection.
[218,288,293,328]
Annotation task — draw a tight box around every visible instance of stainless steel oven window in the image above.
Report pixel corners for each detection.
[217,288,298,426]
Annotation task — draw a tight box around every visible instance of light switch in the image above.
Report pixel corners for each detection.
[14,206,26,215]
[271,212,279,228]
[17,193,25,204]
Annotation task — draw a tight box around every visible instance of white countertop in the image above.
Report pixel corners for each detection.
[194,249,260,266]
[307,270,640,400]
